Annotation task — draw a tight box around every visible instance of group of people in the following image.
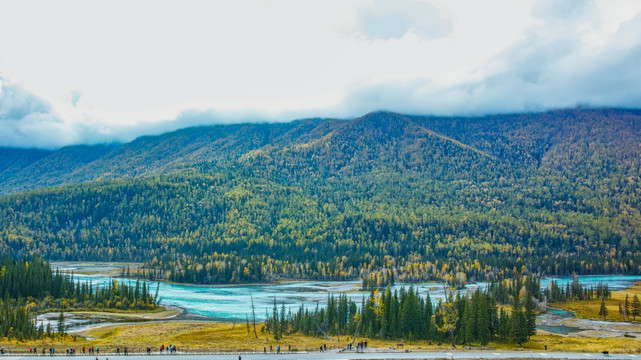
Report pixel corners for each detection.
[27,346,102,356]
[350,341,367,352]
[85,346,100,354]
[20,341,370,356]
[160,344,177,354]
[263,344,293,354]
[27,347,69,355]
[23,344,180,356]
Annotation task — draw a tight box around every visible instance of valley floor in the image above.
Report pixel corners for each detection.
[5,282,641,356]
[0,350,639,360]
[3,320,641,355]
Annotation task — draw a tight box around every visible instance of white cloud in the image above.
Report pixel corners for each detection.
[0,76,68,148]
[349,0,452,40]
[0,0,640,148]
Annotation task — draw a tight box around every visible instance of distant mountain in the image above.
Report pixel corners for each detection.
[0,144,119,194]
[0,148,51,184]
[1,108,640,285]
[0,119,339,194]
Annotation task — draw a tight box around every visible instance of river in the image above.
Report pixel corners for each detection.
[42,263,641,333]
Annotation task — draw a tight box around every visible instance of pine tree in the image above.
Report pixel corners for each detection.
[631,295,641,321]
[598,297,608,320]
[498,308,510,342]
[477,296,491,346]
[510,297,527,346]
[379,287,390,339]
[619,303,624,320]
[625,294,630,320]
[463,302,474,345]
[57,310,65,337]
[272,298,281,341]
[523,292,537,337]
[280,302,287,335]
[424,292,433,340]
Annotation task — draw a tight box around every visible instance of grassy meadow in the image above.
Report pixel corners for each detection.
[554,281,641,322]
[3,320,641,354]
[4,282,641,354]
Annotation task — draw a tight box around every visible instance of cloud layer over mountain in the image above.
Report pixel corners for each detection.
[1,0,640,148]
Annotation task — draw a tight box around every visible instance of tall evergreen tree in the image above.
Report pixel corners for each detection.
[510,297,527,346]
[57,310,65,337]
[631,295,641,321]
[272,298,281,341]
[619,303,625,320]
[477,295,491,346]
[625,294,631,320]
[523,292,537,337]
[598,297,608,320]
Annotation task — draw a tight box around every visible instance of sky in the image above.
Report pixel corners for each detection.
[1,0,641,148]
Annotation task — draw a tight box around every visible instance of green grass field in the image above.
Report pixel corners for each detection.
[4,283,641,354]
[554,281,641,322]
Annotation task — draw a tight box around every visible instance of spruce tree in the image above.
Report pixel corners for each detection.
[598,297,608,320]
[272,298,281,341]
[380,287,390,339]
[523,292,536,337]
[625,294,630,320]
[619,303,624,320]
[510,297,527,346]
[424,292,433,340]
[498,308,510,342]
[477,296,491,346]
[280,302,287,335]
[631,295,641,321]
[57,310,65,337]
[463,302,474,345]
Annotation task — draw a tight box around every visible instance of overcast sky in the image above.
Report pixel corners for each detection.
[1,0,641,148]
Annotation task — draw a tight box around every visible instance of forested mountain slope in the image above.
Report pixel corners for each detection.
[0,147,52,184]
[0,144,119,193]
[0,108,640,285]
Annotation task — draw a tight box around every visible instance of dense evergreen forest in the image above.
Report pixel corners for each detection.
[265,285,537,346]
[0,257,159,340]
[0,108,640,285]
[264,275,618,345]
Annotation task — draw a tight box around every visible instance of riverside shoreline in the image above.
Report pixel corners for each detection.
[0,350,635,360]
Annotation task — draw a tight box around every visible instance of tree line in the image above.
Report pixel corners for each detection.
[265,285,537,347]
[543,278,611,303]
[0,256,160,341]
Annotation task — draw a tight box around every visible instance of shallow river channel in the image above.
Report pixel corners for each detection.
[40,263,641,335]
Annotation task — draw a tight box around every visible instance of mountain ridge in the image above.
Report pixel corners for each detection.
[0,108,640,284]
[1,108,640,196]
[0,111,494,194]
